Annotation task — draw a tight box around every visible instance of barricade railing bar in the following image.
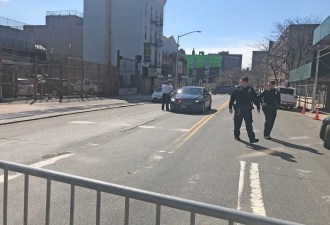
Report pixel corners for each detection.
[0,160,304,225]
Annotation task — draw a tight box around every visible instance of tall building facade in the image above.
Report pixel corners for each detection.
[218,51,242,73]
[24,11,84,59]
[252,51,268,70]
[84,0,167,89]
[269,24,319,86]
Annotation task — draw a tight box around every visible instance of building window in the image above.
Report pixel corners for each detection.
[68,26,72,34]
[54,20,58,28]
[51,34,55,41]
[68,41,72,49]
[145,3,148,16]
[145,26,147,40]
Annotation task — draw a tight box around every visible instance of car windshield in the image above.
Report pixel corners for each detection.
[279,88,294,95]
[179,88,203,95]
[17,79,30,85]
[155,87,162,92]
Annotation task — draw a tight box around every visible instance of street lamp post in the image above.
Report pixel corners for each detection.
[175,30,201,89]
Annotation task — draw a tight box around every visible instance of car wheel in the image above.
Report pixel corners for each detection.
[320,124,327,140]
[170,104,176,113]
[324,125,330,149]
[200,103,206,114]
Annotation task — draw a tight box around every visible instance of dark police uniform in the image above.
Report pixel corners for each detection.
[229,86,260,142]
[259,88,281,138]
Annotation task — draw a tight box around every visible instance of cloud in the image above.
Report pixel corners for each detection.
[0,0,10,2]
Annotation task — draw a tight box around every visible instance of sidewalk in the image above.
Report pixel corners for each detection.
[0,95,151,125]
[294,107,329,121]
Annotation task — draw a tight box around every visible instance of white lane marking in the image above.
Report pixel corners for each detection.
[295,169,312,174]
[322,196,330,202]
[87,143,100,146]
[0,141,15,146]
[169,128,189,132]
[289,136,312,140]
[250,163,266,216]
[69,121,97,124]
[138,126,189,133]
[139,126,157,129]
[237,161,246,211]
[188,174,200,184]
[0,153,73,183]
[152,155,163,161]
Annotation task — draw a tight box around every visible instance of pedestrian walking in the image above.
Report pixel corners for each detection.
[229,77,260,143]
[161,81,173,111]
[259,80,281,140]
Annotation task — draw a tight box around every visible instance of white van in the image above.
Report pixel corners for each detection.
[276,86,297,110]
[16,78,35,97]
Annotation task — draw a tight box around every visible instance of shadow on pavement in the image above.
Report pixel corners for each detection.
[270,138,324,155]
[239,140,297,163]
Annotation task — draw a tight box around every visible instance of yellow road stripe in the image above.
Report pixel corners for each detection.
[174,114,210,143]
[175,101,229,148]
[174,101,228,144]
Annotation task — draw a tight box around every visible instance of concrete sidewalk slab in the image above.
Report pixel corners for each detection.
[0,95,151,125]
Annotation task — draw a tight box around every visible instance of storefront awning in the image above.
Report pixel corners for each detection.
[314,16,330,46]
[289,62,312,82]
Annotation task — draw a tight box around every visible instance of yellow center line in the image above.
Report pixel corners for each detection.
[175,100,229,149]
[174,101,228,144]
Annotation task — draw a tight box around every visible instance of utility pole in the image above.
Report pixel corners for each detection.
[117,50,122,91]
[0,44,2,102]
[312,50,320,112]
[59,59,63,103]
[34,54,38,101]
[175,31,201,89]
[135,55,142,92]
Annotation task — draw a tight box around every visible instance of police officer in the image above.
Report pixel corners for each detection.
[229,77,260,143]
[161,80,173,111]
[259,80,281,140]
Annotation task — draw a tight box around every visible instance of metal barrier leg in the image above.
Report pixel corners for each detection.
[70,185,75,225]
[125,197,130,225]
[228,220,234,225]
[24,174,29,225]
[190,212,195,225]
[3,169,8,225]
[45,179,51,225]
[156,204,161,225]
[96,191,101,225]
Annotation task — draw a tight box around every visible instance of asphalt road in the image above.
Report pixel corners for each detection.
[0,95,329,225]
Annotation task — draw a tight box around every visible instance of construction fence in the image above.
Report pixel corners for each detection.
[0,51,119,100]
[295,84,328,111]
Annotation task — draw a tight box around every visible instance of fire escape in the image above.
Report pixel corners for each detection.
[150,13,163,69]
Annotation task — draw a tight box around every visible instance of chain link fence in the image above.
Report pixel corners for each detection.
[296,84,328,110]
[0,51,119,100]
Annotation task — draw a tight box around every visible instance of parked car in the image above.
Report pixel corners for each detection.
[170,86,212,114]
[151,87,163,102]
[320,116,330,149]
[151,87,175,102]
[276,86,297,110]
[73,79,98,95]
[45,78,74,96]
[15,78,35,97]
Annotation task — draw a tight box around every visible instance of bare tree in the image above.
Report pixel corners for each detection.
[251,64,269,91]
[252,16,322,86]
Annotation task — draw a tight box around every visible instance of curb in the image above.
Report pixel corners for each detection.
[0,103,144,126]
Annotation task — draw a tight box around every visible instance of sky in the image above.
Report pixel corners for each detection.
[0,0,330,68]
